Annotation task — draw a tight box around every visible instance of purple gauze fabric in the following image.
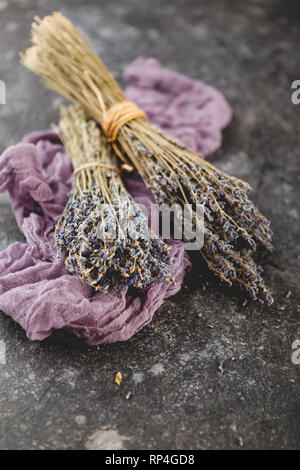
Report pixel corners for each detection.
[0,59,232,345]
[124,57,232,156]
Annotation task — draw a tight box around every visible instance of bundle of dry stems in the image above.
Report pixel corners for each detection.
[55,105,172,293]
[20,12,274,304]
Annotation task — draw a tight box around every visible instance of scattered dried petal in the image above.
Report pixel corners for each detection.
[115,371,123,386]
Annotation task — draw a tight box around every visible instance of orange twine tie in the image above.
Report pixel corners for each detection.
[84,71,146,169]
[101,101,146,143]
[73,162,120,175]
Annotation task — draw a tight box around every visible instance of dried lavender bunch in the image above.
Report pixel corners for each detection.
[56,106,172,294]
[131,136,273,304]
[21,12,273,304]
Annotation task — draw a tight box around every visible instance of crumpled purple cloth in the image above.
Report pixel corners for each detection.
[125,57,232,157]
[0,59,232,345]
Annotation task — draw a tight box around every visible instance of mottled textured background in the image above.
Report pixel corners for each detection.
[0,0,299,450]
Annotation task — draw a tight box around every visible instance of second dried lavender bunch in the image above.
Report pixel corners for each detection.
[56,106,172,294]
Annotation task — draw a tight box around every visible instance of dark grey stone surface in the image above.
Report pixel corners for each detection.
[0,0,299,450]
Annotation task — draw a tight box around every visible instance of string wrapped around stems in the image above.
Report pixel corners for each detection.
[21,12,274,304]
[55,105,172,294]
